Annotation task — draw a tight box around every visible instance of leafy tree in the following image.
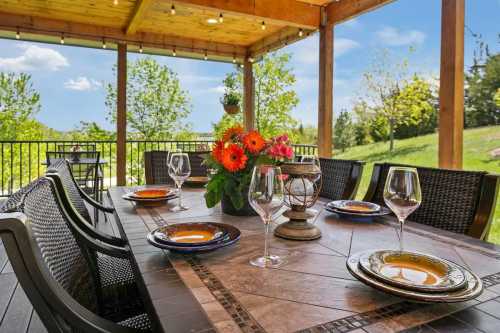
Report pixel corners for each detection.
[0,72,41,140]
[70,121,115,140]
[105,57,192,140]
[352,100,373,145]
[495,88,500,108]
[213,53,299,139]
[465,53,500,127]
[333,110,355,152]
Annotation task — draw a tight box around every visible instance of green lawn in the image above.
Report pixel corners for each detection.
[334,125,500,244]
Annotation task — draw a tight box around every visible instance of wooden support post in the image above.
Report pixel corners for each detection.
[116,43,127,186]
[439,0,464,169]
[317,24,334,158]
[243,59,255,131]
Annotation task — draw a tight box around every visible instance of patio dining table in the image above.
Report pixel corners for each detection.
[108,187,500,333]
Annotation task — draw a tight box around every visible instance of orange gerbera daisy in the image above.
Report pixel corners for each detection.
[243,130,266,154]
[222,144,248,172]
[212,140,225,163]
[222,125,244,142]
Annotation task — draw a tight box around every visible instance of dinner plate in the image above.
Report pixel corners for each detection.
[329,200,381,213]
[151,222,227,247]
[147,223,241,253]
[325,205,391,218]
[185,176,209,186]
[122,191,177,206]
[359,250,467,293]
[129,188,173,199]
[347,251,483,303]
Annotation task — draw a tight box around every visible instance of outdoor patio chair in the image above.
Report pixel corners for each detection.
[0,177,158,332]
[364,163,500,240]
[187,151,210,177]
[319,158,365,201]
[144,151,172,185]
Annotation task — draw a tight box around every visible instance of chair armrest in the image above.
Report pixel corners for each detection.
[77,185,115,213]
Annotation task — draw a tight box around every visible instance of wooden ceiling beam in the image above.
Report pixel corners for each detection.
[0,11,247,61]
[325,0,394,25]
[249,27,314,58]
[171,0,321,29]
[126,0,155,35]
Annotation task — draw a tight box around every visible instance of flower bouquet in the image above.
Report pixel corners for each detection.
[204,125,294,216]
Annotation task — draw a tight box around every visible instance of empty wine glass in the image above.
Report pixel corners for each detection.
[248,165,285,268]
[383,167,422,252]
[168,152,191,212]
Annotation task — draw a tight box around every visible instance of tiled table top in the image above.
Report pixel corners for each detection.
[108,187,500,333]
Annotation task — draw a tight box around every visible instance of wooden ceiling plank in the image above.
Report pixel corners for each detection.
[171,0,321,29]
[326,0,394,25]
[0,11,247,61]
[126,0,155,35]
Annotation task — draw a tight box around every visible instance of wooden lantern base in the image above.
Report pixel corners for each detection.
[274,209,321,241]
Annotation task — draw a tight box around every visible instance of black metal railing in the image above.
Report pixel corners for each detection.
[0,140,317,196]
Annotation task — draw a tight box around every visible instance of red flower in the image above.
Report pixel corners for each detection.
[212,140,225,163]
[243,131,266,154]
[222,125,244,143]
[222,144,248,172]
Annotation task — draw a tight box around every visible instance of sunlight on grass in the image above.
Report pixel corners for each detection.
[334,126,500,244]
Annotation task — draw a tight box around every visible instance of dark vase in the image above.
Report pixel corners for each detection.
[221,190,258,216]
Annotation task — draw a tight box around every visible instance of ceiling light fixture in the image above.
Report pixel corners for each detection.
[206,18,218,24]
[170,4,176,15]
[113,0,118,5]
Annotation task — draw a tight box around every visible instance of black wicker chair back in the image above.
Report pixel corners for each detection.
[187,151,210,177]
[144,151,171,185]
[319,158,365,200]
[364,163,499,239]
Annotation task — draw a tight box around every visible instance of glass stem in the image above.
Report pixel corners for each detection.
[399,218,405,252]
[264,219,271,260]
[178,184,183,207]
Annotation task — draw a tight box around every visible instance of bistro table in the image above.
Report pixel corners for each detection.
[108,187,500,333]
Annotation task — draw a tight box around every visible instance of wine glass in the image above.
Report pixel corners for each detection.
[383,167,422,252]
[168,152,191,212]
[248,165,285,268]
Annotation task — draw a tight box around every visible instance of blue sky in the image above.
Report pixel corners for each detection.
[0,0,498,132]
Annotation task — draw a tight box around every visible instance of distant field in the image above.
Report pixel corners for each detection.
[333,125,500,244]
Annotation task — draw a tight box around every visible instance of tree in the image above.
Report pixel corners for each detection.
[333,110,355,152]
[465,53,500,127]
[0,72,41,140]
[362,49,409,151]
[213,53,299,139]
[495,88,500,108]
[352,100,373,145]
[105,57,192,139]
[70,121,115,140]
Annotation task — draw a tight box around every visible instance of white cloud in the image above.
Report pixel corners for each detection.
[376,26,426,46]
[294,35,360,64]
[0,44,69,71]
[64,76,101,91]
[207,85,225,93]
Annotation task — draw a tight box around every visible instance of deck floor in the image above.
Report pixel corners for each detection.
[0,199,119,333]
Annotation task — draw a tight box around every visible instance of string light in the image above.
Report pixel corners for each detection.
[102,38,106,49]
[219,13,223,23]
[232,55,236,63]
[248,57,254,63]
[139,44,143,53]
[60,33,65,44]
[204,50,208,60]
[113,0,118,5]
[170,4,176,15]
[172,47,176,57]
[261,21,266,30]
[298,29,303,37]
[15,28,20,40]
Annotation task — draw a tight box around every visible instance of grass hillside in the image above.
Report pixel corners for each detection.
[334,126,500,244]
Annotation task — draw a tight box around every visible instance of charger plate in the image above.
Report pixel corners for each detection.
[147,223,240,253]
[151,222,227,247]
[347,251,483,303]
[359,250,466,293]
[122,191,177,206]
[325,205,391,218]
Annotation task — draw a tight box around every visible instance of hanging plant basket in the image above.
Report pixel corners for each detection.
[223,104,240,115]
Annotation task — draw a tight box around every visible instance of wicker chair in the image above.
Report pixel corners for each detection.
[187,151,210,177]
[0,177,158,332]
[144,151,172,185]
[364,163,500,240]
[319,158,365,200]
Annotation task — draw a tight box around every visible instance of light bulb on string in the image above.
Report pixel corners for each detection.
[60,33,65,44]
[204,51,208,60]
[15,28,20,40]
[232,55,236,63]
[219,13,223,23]
[102,39,107,49]
[261,21,266,30]
[172,47,176,57]
[298,29,303,37]
[171,4,176,15]
[139,44,143,53]
[113,0,118,5]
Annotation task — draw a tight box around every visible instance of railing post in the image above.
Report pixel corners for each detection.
[117,43,127,186]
